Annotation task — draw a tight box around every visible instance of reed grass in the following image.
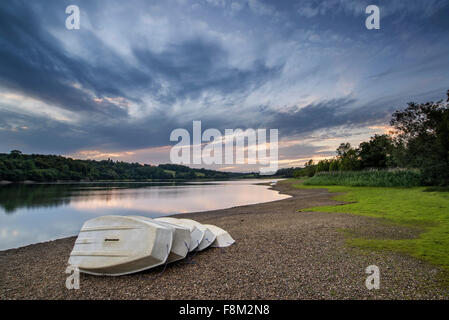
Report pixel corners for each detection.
[303,169,422,187]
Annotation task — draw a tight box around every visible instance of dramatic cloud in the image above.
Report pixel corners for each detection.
[1,0,448,169]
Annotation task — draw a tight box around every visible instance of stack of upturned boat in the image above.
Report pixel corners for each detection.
[68,215,235,276]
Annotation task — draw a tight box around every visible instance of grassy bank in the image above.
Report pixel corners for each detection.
[292,179,449,273]
[303,170,422,187]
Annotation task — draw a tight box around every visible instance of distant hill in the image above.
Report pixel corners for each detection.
[0,151,253,182]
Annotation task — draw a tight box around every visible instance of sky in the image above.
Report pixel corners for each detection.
[1,0,449,172]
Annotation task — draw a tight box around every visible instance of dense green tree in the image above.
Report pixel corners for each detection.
[329,159,340,172]
[391,89,449,185]
[9,150,22,158]
[293,169,303,178]
[315,159,330,173]
[336,143,361,171]
[358,134,395,169]
[275,167,298,178]
[302,159,316,177]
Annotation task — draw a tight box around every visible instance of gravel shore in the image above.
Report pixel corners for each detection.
[1,180,447,299]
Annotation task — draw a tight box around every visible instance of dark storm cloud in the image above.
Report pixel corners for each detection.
[0,2,134,118]
[8,97,388,154]
[0,109,89,153]
[208,96,393,142]
[1,0,449,159]
[132,39,282,104]
[0,0,283,154]
[0,0,281,109]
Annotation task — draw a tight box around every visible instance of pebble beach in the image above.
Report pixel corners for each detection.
[1,180,448,300]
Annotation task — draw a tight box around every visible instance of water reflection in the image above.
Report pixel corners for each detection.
[0,182,178,214]
[0,180,288,250]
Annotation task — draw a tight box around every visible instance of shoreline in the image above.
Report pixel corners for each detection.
[0,177,277,185]
[1,180,448,299]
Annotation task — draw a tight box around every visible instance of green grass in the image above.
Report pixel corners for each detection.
[292,180,449,273]
[163,170,176,177]
[424,186,449,192]
[195,172,206,177]
[303,169,422,187]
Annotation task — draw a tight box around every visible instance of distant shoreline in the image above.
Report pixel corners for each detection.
[0,152,260,182]
[0,177,278,185]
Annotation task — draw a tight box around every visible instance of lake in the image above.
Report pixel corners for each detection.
[0,179,289,250]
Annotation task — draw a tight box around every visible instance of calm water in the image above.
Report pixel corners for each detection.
[0,179,289,250]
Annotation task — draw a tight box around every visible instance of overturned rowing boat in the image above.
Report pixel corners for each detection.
[203,224,235,247]
[68,215,173,276]
[154,217,204,251]
[68,215,235,276]
[130,216,190,263]
[178,219,216,251]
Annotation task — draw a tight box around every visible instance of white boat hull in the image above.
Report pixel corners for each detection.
[154,217,203,252]
[179,219,216,251]
[130,216,190,263]
[68,215,172,276]
[203,224,235,247]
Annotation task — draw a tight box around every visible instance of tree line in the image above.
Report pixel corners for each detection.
[0,153,243,182]
[277,89,449,186]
